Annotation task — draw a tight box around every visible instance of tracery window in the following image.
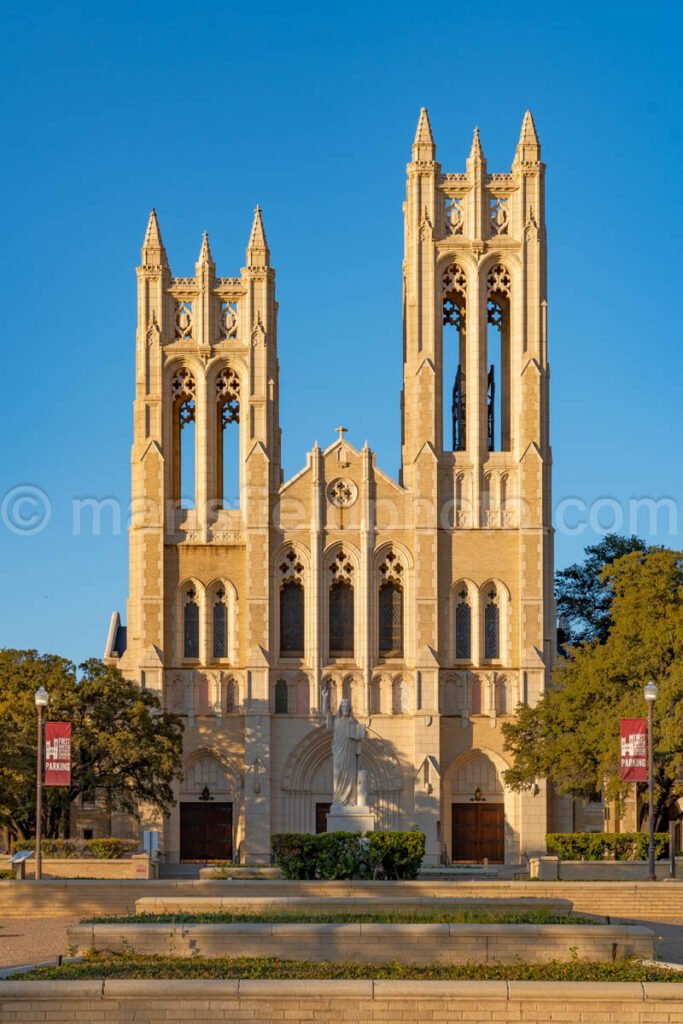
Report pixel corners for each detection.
[280,582,304,656]
[171,367,196,506]
[183,589,199,659]
[379,582,403,658]
[442,263,467,452]
[329,551,354,658]
[213,589,228,660]
[279,550,305,656]
[378,550,404,658]
[484,588,500,660]
[486,264,511,452]
[216,367,240,509]
[455,589,471,660]
[275,678,289,714]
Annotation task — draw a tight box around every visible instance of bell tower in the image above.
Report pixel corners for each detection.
[401,110,554,858]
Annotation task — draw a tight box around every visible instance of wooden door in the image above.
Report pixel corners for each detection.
[451,803,504,863]
[316,803,331,834]
[180,802,233,861]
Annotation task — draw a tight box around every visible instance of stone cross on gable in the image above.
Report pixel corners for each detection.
[335,425,347,442]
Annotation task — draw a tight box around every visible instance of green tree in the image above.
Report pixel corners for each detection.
[504,548,683,830]
[555,533,648,645]
[0,650,184,841]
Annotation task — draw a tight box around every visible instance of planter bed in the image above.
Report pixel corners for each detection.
[67,920,653,964]
[134,894,573,917]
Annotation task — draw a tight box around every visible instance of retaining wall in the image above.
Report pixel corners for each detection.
[1,879,682,919]
[134,894,573,916]
[2,980,683,1023]
[0,856,153,880]
[67,920,653,963]
[531,857,683,882]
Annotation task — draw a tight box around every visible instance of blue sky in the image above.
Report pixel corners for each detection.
[2,0,681,665]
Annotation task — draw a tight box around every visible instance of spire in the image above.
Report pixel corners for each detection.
[412,107,436,161]
[514,109,541,164]
[141,208,168,267]
[196,230,214,269]
[246,205,270,267]
[469,127,485,162]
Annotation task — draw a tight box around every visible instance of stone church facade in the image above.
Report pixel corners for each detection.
[104,110,555,865]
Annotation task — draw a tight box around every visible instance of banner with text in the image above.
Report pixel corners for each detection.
[619,718,647,782]
[45,722,71,786]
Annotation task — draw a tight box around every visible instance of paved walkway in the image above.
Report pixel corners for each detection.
[2,915,683,971]
[0,917,79,970]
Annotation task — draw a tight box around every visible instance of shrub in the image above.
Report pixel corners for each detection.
[546,832,669,861]
[86,839,138,859]
[12,837,138,859]
[365,831,425,880]
[271,831,425,880]
[271,834,320,879]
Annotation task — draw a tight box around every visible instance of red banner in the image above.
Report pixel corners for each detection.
[619,718,647,782]
[45,722,71,786]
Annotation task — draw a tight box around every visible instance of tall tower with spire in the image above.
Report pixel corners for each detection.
[401,108,553,857]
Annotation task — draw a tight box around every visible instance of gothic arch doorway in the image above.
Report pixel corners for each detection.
[280,727,403,834]
[444,749,516,864]
[178,750,239,862]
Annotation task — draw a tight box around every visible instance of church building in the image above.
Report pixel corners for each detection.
[104,109,556,865]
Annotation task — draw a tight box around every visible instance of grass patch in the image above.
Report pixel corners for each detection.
[11,951,683,982]
[81,910,593,926]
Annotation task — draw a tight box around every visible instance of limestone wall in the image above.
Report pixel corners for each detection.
[2,980,683,1024]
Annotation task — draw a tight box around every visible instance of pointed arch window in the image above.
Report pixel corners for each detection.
[379,582,403,657]
[378,551,404,659]
[213,589,228,660]
[183,589,199,659]
[171,367,196,507]
[275,678,289,714]
[484,588,500,660]
[442,263,467,451]
[216,367,240,510]
[329,581,354,657]
[486,264,511,452]
[280,581,304,656]
[455,589,471,660]
[329,551,354,658]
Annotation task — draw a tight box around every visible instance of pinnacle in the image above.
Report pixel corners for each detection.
[515,109,541,163]
[520,110,540,146]
[245,204,266,258]
[197,230,214,267]
[414,107,434,147]
[469,127,485,162]
[412,107,436,161]
[143,209,163,248]
[141,208,168,265]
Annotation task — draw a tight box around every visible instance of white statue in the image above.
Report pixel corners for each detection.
[321,685,366,808]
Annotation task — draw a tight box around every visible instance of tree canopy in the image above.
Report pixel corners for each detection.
[0,650,184,840]
[555,533,648,646]
[503,547,683,829]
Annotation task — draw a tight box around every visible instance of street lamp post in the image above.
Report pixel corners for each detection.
[34,686,49,881]
[644,680,658,883]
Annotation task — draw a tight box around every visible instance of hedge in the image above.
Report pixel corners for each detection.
[546,832,669,861]
[272,831,425,880]
[17,951,683,982]
[12,838,139,859]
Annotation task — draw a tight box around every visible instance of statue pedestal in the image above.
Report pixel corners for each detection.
[326,805,375,834]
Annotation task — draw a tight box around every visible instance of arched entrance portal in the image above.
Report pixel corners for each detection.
[280,727,403,834]
[179,750,240,862]
[445,750,508,864]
